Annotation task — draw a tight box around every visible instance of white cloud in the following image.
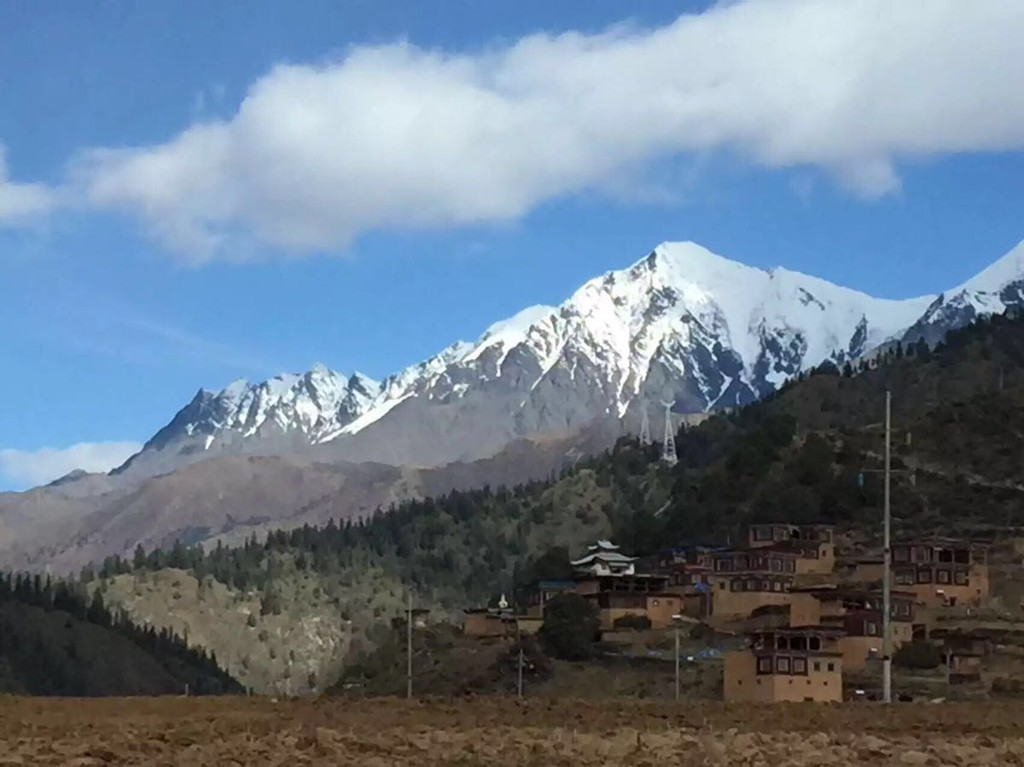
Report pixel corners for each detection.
[0,441,142,488]
[0,144,58,226]
[42,1,1024,259]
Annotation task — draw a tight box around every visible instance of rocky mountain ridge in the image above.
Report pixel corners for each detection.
[118,239,1024,478]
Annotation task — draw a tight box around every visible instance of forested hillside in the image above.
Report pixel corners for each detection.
[0,573,241,696]
[95,311,1024,693]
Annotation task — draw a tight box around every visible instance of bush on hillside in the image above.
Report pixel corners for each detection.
[893,640,943,670]
[538,594,600,661]
[612,614,652,631]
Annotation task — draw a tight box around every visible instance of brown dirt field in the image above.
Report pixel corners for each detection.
[2,696,1024,766]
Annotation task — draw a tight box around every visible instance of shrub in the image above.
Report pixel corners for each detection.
[894,640,943,670]
[612,614,652,631]
[538,593,600,661]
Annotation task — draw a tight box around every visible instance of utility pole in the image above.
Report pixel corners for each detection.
[882,390,892,705]
[406,592,413,700]
[517,636,524,698]
[672,613,683,700]
[674,624,681,700]
[858,391,914,704]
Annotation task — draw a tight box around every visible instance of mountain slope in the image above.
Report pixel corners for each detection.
[0,420,620,573]
[0,574,240,696]
[117,239,1024,479]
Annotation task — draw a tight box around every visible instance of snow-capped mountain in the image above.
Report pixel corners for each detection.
[117,239,1024,478]
[898,240,1024,347]
[116,365,381,475]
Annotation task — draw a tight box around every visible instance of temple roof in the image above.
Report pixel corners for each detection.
[571,550,636,566]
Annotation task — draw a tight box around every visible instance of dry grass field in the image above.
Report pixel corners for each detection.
[2,696,1024,765]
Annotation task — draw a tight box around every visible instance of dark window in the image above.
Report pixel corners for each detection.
[813,662,821,672]
[731,579,742,592]
[809,637,821,651]
[827,662,835,672]
[938,550,953,564]
[894,548,909,563]
[776,636,789,650]
[785,560,796,573]
[954,571,968,586]
[770,558,782,572]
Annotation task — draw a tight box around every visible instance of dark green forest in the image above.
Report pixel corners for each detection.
[94,311,1024,622]
[0,572,241,696]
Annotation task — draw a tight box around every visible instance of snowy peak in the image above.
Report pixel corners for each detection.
[139,365,385,457]
[957,239,1024,294]
[121,236,1024,478]
[896,239,1024,347]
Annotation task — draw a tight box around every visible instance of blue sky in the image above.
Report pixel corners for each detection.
[1,0,1023,489]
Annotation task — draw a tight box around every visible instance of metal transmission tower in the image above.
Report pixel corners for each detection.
[639,401,651,446]
[661,401,678,465]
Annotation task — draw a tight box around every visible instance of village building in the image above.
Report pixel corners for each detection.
[930,628,987,685]
[700,548,799,621]
[746,523,836,576]
[463,608,517,638]
[464,594,542,638]
[789,586,916,670]
[853,538,990,608]
[521,541,683,630]
[724,627,844,703]
[657,545,721,619]
[571,540,637,576]
[748,524,836,574]
[891,539,989,608]
[574,572,683,630]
